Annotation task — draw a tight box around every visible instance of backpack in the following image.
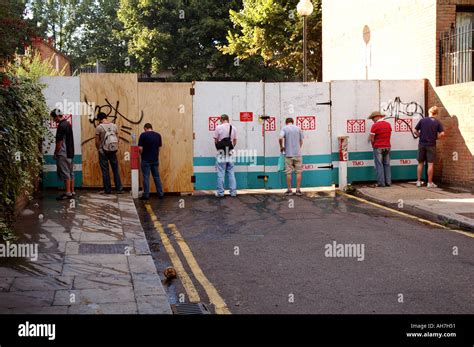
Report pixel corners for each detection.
[215,125,234,151]
[100,123,119,153]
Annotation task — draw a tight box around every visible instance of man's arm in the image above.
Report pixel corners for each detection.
[369,134,375,144]
[95,135,101,150]
[54,140,63,158]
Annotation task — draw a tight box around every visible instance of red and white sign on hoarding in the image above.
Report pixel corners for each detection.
[240,112,253,122]
[347,119,366,133]
[264,117,276,131]
[395,118,413,132]
[49,114,72,129]
[296,116,316,131]
[208,116,220,131]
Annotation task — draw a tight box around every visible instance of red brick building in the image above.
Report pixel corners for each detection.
[322,0,474,190]
[31,38,71,76]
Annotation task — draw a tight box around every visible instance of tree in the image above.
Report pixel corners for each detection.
[0,0,36,65]
[117,0,282,81]
[219,0,322,81]
[27,0,132,73]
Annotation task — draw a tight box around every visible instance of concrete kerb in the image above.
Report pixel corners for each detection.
[353,189,474,233]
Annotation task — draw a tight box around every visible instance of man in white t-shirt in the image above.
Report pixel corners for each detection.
[213,114,237,197]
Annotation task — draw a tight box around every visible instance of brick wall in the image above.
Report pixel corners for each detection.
[430,82,474,190]
[32,41,71,76]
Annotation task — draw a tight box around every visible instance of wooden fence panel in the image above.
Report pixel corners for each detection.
[138,82,194,193]
[80,73,140,188]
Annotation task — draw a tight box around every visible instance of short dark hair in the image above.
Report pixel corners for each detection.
[144,123,153,130]
[97,112,108,121]
[50,109,63,119]
[285,117,294,124]
[220,114,229,122]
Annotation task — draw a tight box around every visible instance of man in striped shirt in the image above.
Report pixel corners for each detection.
[368,111,392,187]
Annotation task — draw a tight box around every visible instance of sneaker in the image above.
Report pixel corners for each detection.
[71,192,76,197]
[416,181,422,188]
[158,194,164,200]
[284,189,293,196]
[230,193,237,197]
[139,196,149,201]
[215,192,224,198]
[295,189,303,196]
[427,182,438,188]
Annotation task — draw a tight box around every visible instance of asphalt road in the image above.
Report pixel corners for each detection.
[136,191,474,314]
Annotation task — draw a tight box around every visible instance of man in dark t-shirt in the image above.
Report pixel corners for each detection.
[138,123,163,200]
[414,106,445,188]
[51,109,75,200]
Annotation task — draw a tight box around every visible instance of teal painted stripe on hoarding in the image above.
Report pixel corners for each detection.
[193,154,333,167]
[348,150,418,161]
[44,155,82,165]
[42,171,83,188]
[194,170,333,190]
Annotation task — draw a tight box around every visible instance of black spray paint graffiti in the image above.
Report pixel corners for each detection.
[382,97,425,139]
[81,96,144,145]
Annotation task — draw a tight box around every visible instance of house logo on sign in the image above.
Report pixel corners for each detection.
[296,116,316,131]
[208,116,220,131]
[347,120,366,133]
[395,118,412,132]
[49,114,72,129]
[264,117,276,131]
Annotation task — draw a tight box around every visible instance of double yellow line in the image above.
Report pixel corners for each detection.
[145,204,231,314]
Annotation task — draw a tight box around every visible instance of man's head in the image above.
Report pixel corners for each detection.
[50,109,63,124]
[285,118,294,125]
[97,112,108,123]
[428,106,439,117]
[220,114,229,123]
[368,111,384,123]
[144,123,153,131]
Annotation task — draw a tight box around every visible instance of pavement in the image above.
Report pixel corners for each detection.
[0,191,171,314]
[355,182,474,232]
[137,191,474,314]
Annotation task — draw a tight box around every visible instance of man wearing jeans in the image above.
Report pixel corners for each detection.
[138,123,164,201]
[95,112,123,194]
[369,111,392,187]
[214,114,237,197]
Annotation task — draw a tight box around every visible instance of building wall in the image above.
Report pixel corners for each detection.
[322,0,474,190]
[33,41,71,76]
[432,82,474,189]
[322,0,437,82]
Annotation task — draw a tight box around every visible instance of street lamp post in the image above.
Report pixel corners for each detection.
[297,0,314,82]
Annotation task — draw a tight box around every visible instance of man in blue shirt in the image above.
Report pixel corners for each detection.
[138,123,164,200]
[414,106,445,188]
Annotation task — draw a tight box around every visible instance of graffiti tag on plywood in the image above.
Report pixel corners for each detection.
[81,96,144,145]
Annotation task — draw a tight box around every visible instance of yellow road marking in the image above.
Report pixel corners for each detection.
[144,204,201,302]
[168,224,231,314]
[338,191,474,238]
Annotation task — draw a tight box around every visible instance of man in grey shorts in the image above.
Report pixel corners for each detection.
[51,109,75,200]
[279,117,304,196]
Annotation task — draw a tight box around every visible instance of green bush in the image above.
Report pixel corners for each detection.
[0,72,48,240]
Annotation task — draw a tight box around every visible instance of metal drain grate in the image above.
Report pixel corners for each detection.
[171,303,211,315]
[79,243,131,254]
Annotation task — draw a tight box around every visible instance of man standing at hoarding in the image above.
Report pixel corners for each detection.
[368,111,392,188]
[51,109,76,200]
[415,106,445,188]
[214,114,237,197]
[279,118,304,196]
[138,123,164,201]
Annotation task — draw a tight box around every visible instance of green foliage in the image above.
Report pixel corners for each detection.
[117,0,282,81]
[0,0,36,64]
[8,51,66,82]
[27,0,131,73]
[220,0,322,81]
[0,71,49,240]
